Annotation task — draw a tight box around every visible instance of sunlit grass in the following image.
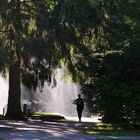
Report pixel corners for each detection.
[32,111,65,120]
[33,111,61,116]
[84,123,140,136]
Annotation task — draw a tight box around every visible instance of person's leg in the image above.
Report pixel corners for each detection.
[77,109,82,122]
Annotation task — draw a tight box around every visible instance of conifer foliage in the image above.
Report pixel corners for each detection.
[0,0,140,124]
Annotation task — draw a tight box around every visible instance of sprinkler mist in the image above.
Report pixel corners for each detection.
[29,68,83,116]
[0,69,88,117]
[0,74,8,114]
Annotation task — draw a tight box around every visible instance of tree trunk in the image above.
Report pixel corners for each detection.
[102,101,123,123]
[5,61,25,120]
[4,0,26,120]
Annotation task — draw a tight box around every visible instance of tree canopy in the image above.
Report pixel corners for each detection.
[0,0,140,125]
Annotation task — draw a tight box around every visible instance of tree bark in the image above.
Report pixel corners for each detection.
[5,62,25,120]
[4,0,26,120]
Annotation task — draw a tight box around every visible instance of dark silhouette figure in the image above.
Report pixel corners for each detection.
[73,94,84,122]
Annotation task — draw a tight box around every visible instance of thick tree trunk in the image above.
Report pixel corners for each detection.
[5,62,25,120]
[102,102,123,123]
[4,0,26,120]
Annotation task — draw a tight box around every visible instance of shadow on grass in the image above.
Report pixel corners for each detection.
[84,123,140,136]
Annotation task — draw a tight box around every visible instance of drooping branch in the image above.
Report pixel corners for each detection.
[0,30,9,35]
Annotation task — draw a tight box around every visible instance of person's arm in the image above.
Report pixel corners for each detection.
[73,99,77,104]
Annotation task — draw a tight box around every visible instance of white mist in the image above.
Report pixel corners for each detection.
[0,74,8,114]
[34,68,81,116]
[0,69,85,117]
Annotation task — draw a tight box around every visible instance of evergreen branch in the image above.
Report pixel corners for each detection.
[0,30,9,35]
[20,8,38,18]
[21,2,37,12]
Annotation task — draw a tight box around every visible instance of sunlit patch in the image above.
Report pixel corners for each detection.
[0,75,8,114]
[65,116,101,123]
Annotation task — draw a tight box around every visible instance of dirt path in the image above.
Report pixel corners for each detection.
[0,119,140,140]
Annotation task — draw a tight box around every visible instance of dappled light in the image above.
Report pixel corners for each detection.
[0,0,140,139]
[0,119,139,140]
[1,120,135,140]
[0,120,87,140]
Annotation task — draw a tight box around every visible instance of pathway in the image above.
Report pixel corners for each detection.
[0,117,140,140]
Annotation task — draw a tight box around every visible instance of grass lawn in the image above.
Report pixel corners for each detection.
[0,138,5,140]
[32,111,65,120]
[84,123,140,136]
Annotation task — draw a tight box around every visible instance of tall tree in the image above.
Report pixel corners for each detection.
[80,0,140,125]
[0,0,98,119]
[0,0,24,119]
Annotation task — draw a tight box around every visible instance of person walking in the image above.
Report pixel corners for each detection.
[73,94,84,122]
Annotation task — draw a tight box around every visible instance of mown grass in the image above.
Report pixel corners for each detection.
[34,111,62,116]
[32,111,65,120]
[84,123,140,136]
